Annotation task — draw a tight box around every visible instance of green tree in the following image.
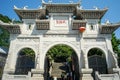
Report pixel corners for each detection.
[88,48,103,56]
[0,26,10,47]
[20,48,35,61]
[47,44,75,62]
[111,33,120,57]
[0,14,11,23]
[0,14,11,47]
[0,14,22,48]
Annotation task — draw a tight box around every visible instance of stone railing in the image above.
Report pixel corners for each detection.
[72,20,86,30]
[36,20,50,30]
[95,72,120,80]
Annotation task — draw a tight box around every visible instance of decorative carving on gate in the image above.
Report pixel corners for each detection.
[42,41,80,54]
[15,44,39,54]
[17,37,39,42]
[84,38,105,42]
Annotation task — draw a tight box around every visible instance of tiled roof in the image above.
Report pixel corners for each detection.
[0,46,8,54]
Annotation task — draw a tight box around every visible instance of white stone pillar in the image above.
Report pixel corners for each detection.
[105,36,113,51]
[36,54,40,69]
[80,33,89,69]
[39,35,46,70]
[9,41,17,70]
[69,15,72,30]
[82,50,89,69]
[50,14,53,30]
[84,55,89,69]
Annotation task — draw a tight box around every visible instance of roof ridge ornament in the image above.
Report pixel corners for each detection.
[48,0,52,3]
[105,19,110,24]
[12,18,15,24]
[80,6,83,9]
[42,0,45,3]
[93,6,99,10]
[14,5,18,9]
[23,6,28,9]
[77,0,82,8]
[69,0,73,3]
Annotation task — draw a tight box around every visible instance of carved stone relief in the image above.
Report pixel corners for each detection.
[17,37,39,42]
[42,41,80,55]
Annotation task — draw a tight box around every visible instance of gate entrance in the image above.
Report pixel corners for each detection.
[15,48,35,75]
[1,1,120,80]
[44,44,79,80]
[88,48,108,76]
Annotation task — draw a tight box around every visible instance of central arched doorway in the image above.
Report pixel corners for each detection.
[88,48,108,78]
[44,44,79,80]
[15,48,35,75]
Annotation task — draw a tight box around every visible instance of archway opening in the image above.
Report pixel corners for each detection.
[88,48,108,77]
[44,44,79,80]
[15,48,35,75]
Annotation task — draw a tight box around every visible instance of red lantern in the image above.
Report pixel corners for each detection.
[79,27,86,32]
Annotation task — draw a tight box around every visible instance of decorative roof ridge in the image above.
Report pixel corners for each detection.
[14,8,44,11]
[0,20,19,26]
[0,46,8,54]
[101,22,120,26]
[14,5,44,11]
[42,2,80,6]
[79,8,108,11]
[72,20,87,22]
[36,19,50,22]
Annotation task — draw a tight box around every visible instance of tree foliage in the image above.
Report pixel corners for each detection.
[20,48,35,61]
[0,14,22,48]
[0,14,11,47]
[88,48,104,56]
[0,26,10,47]
[0,14,11,23]
[47,44,75,62]
[111,33,120,57]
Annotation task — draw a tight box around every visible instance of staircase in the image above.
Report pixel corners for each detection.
[51,62,66,78]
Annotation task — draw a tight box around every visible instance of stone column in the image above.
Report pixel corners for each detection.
[31,36,44,80]
[81,50,89,69]
[36,53,40,69]
[80,37,93,80]
[106,37,119,71]
[84,54,89,69]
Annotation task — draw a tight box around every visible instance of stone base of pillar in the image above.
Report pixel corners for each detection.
[80,69,93,80]
[108,68,113,74]
[113,68,120,74]
[31,69,44,80]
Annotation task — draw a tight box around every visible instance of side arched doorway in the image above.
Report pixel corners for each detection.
[15,48,35,75]
[44,44,79,80]
[88,48,108,77]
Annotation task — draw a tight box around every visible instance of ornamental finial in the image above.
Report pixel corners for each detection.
[69,0,73,3]
[105,19,110,24]
[80,6,83,9]
[42,0,45,3]
[93,6,99,10]
[14,5,18,9]
[23,6,28,9]
[48,0,52,3]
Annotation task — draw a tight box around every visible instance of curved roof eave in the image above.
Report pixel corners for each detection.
[0,46,8,54]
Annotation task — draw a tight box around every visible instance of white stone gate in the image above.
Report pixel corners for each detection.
[0,1,120,80]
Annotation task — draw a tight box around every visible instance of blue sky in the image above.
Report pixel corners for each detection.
[0,0,120,38]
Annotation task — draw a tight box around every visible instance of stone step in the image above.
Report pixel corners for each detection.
[51,62,66,78]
